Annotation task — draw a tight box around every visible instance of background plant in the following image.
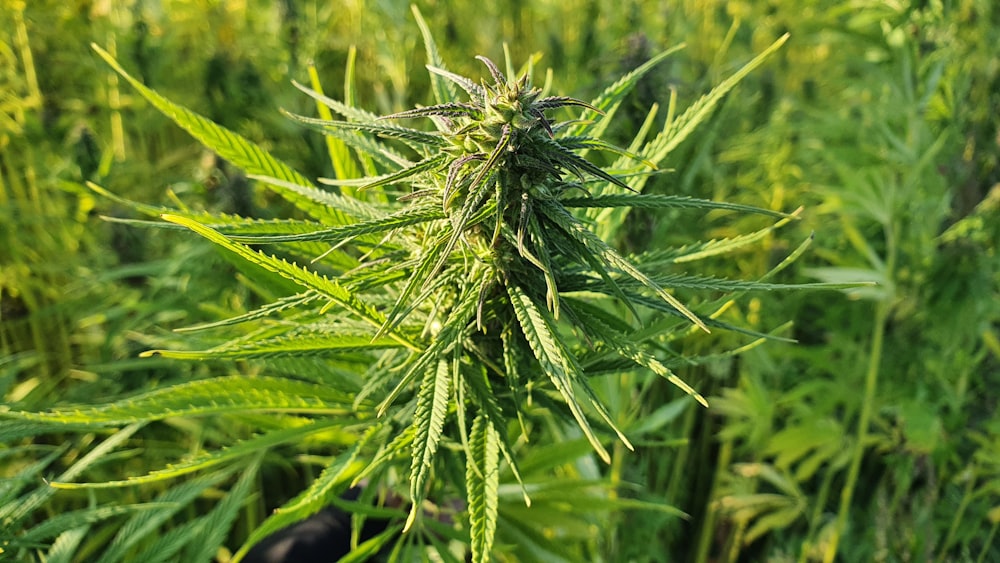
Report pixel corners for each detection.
[2,1,997,562]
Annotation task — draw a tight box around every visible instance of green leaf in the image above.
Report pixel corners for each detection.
[90,44,351,225]
[644,34,789,166]
[375,233,451,339]
[560,194,791,218]
[9,376,354,426]
[254,174,388,221]
[646,212,799,264]
[507,283,616,463]
[376,275,480,416]
[292,80,381,124]
[411,5,457,104]
[159,214,418,351]
[358,153,449,191]
[540,200,707,331]
[45,527,90,563]
[307,60,362,183]
[182,456,263,563]
[175,291,322,333]
[564,301,707,407]
[284,112,447,149]
[51,420,338,489]
[461,359,531,507]
[233,429,376,561]
[467,414,500,563]
[226,204,445,244]
[93,468,237,563]
[406,359,451,531]
[570,44,687,139]
[0,419,103,442]
[0,424,143,527]
[337,524,406,563]
[145,332,401,361]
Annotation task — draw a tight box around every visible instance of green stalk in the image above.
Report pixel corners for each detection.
[694,438,732,563]
[936,467,976,562]
[824,219,896,562]
[799,459,837,563]
[824,302,888,563]
[974,518,998,563]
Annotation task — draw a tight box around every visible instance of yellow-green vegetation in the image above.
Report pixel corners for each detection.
[2,1,997,562]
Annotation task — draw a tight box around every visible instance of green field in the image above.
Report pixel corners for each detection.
[2,1,998,561]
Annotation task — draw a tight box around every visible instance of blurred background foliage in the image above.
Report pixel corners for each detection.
[1,0,997,561]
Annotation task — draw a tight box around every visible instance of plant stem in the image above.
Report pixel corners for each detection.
[936,466,976,562]
[825,213,897,561]
[694,438,732,563]
[975,518,998,563]
[824,299,888,562]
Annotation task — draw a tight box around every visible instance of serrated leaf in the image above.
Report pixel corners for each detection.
[406,359,451,531]
[358,153,449,191]
[648,34,789,166]
[467,414,499,563]
[232,429,376,562]
[145,333,401,361]
[411,5,457,104]
[226,204,444,244]
[159,214,418,351]
[175,291,322,333]
[0,424,142,527]
[426,65,486,103]
[182,456,263,562]
[506,283,612,463]
[94,468,237,563]
[45,526,90,563]
[570,44,687,139]
[376,276,479,415]
[560,194,790,218]
[462,359,531,507]
[253,174,388,221]
[91,44,350,225]
[8,376,353,426]
[307,61,362,183]
[51,420,338,489]
[540,200,707,331]
[291,80,380,124]
[284,112,447,149]
[564,301,707,407]
[647,212,799,264]
[0,419,103,442]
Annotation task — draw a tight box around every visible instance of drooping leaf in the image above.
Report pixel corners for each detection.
[467,413,500,563]
[506,283,612,463]
[540,200,708,331]
[406,359,452,531]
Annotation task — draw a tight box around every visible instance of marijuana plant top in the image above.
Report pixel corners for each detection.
[3,11,811,561]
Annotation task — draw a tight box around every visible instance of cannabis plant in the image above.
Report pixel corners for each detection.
[1,9,848,561]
